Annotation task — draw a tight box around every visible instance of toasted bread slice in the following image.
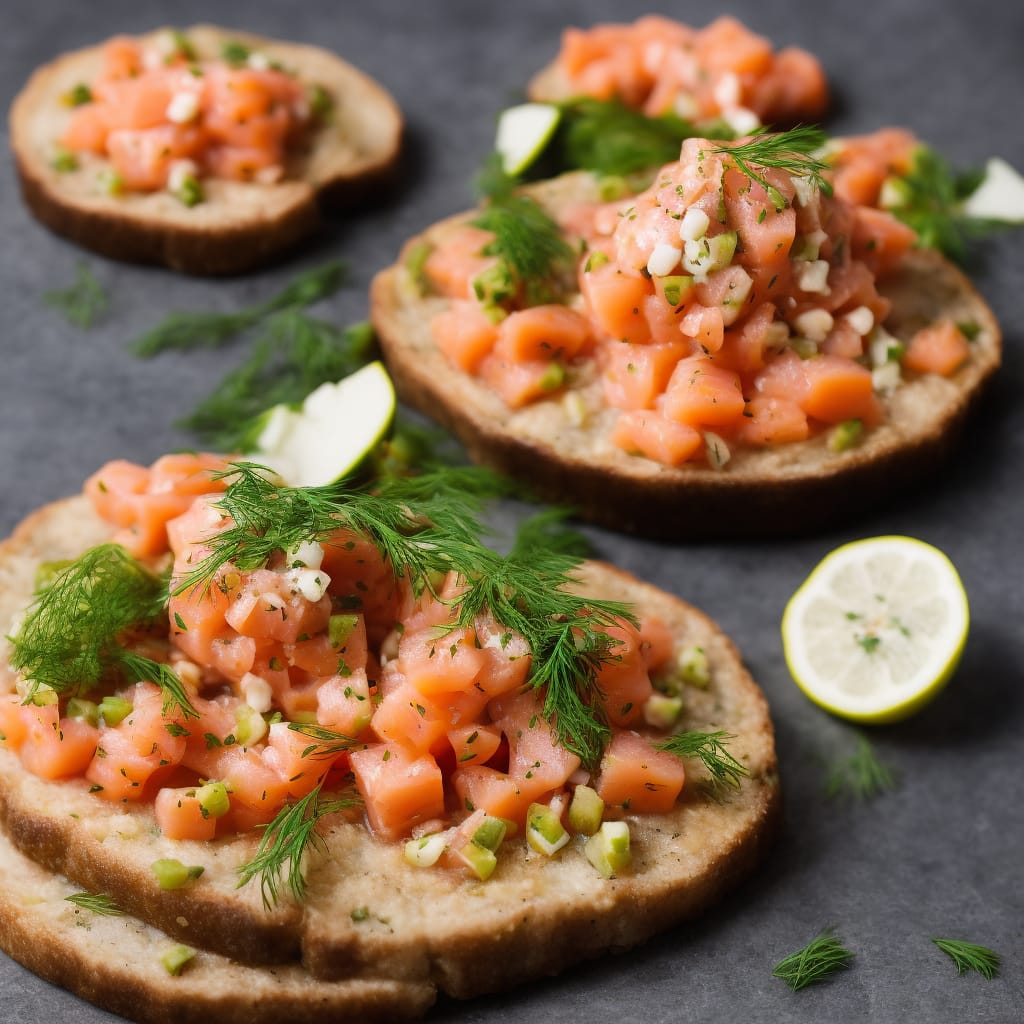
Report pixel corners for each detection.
[0,494,778,1007]
[9,26,403,274]
[370,173,1001,538]
[0,826,434,1024]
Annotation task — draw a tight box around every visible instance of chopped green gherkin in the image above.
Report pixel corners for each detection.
[957,320,981,342]
[677,644,710,688]
[471,815,507,852]
[63,83,93,107]
[597,175,632,201]
[25,685,58,707]
[328,613,359,649]
[404,240,434,296]
[567,784,604,836]
[176,175,204,208]
[161,944,196,976]
[829,419,864,453]
[66,698,99,728]
[195,781,231,819]
[538,362,567,392]
[584,820,631,877]
[51,149,79,173]
[98,695,133,727]
[458,840,499,881]
[526,803,570,856]
[234,704,268,746]
[584,250,610,273]
[472,262,517,307]
[642,693,683,729]
[98,169,124,196]
[350,906,370,922]
[660,275,693,307]
[307,83,334,119]
[152,858,205,891]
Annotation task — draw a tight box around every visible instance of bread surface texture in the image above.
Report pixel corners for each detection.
[9,25,403,274]
[0,495,779,1018]
[370,173,1001,538]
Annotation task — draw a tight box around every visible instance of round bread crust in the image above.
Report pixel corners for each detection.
[370,173,1002,538]
[0,826,434,1024]
[0,495,779,1008]
[9,25,404,275]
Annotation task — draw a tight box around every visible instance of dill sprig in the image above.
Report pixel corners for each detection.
[772,928,854,990]
[237,784,358,909]
[179,316,377,451]
[173,463,490,598]
[43,263,109,328]
[174,465,636,766]
[8,544,197,719]
[931,938,1001,980]
[131,260,346,357]
[559,98,732,177]
[656,731,749,789]
[472,183,576,307]
[287,722,359,759]
[824,735,896,801]
[883,147,992,264]
[65,891,123,916]
[713,127,832,211]
[451,543,637,764]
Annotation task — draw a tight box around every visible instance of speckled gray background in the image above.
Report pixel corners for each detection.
[1,0,1022,1021]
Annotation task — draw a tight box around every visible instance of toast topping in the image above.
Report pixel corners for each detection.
[544,15,827,129]
[2,456,749,893]
[423,131,978,469]
[57,30,333,201]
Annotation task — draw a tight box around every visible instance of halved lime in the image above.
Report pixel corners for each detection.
[252,361,395,486]
[781,536,969,723]
[495,102,561,176]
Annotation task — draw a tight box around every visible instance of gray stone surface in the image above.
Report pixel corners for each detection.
[0,0,1021,1021]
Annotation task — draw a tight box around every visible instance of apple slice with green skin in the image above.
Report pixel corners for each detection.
[495,102,561,176]
[252,361,396,487]
[962,156,1024,222]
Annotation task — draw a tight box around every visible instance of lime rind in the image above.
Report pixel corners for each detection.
[781,536,969,724]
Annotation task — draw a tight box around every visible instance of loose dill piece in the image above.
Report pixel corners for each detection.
[510,508,591,560]
[43,263,109,328]
[931,938,1001,980]
[656,731,749,789]
[9,544,197,718]
[712,127,832,210]
[237,784,358,909]
[472,190,576,307]
[824,735,896,800]
[179,317,377,451]
[131,260,347,357]
[65,891,123,916]
[772,928,854,990]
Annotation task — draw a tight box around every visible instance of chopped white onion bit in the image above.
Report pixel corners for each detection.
[791,174,819,207]
[247,51,271,71]
[723,106,760,136]
[166,92,200,124]
[872,361,902,394]
[241,673,273,714]
[869,326,900,367]
[286,539,325,570]
[678,207,711,242]
[844,305,875,337]
[286,568,331,603]
[167,159,199,194]
[797,259,831,295]
[793,309,834,343]
[713,72,742,110]
[254,165,284,185]
[647,243,683,277]
[704,432,731,470]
